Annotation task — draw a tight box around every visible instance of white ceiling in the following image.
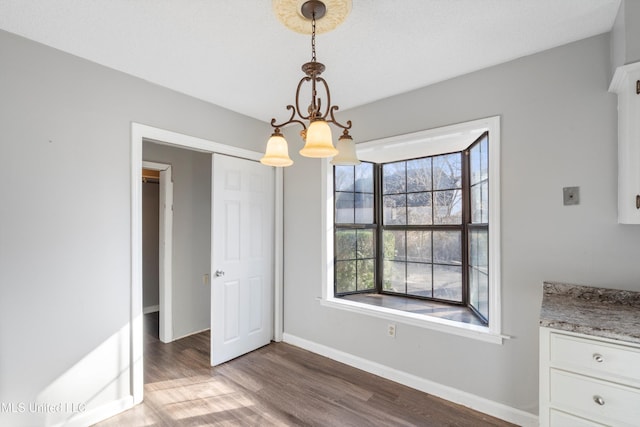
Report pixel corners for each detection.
[0,0,621,123]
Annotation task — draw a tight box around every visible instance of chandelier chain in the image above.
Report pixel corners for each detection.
[311,12,317,62]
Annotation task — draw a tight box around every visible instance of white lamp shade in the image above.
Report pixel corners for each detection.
[260,133,293,167]
[299,120,338,158]
[330,134,361,165]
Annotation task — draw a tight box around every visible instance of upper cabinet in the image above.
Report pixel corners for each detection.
[609,62,640,224]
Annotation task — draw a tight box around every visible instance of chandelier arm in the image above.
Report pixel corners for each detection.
[315,77,332,120]
[327,105,352,130]
[270,105,307,130]
[311,75,319,118]
[295,76,313,121]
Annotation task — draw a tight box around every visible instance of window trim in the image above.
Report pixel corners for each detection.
[321,116,506,344]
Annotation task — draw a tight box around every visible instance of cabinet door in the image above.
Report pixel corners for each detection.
[550,369,640,426]
[550,332,640,382]
[550,409,606,427]
[610,62,640,224]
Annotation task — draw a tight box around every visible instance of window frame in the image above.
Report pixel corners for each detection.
[333,162,378,295]
[321,116,505,344]
[378,150,467,304]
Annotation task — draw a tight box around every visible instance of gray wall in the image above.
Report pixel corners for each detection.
[611,0,640,70]
[143,143,212,339]
[0,29,269,426]
[283,33,640,416]
[142,181,160,310]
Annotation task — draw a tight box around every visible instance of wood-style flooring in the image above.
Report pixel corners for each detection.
[95,313,515,426]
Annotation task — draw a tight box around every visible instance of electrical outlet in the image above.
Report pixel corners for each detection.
[563,186,579,206]
[387,324,396,338]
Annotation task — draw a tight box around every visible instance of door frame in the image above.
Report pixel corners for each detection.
[130,123,284,404]
[142,161,173,344]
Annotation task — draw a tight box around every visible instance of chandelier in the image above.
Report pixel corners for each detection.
[260,0,360,167]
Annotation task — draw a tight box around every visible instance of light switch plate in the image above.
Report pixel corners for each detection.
[563,187,579,205]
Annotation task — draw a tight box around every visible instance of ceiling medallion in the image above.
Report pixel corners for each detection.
[272,0,352,34]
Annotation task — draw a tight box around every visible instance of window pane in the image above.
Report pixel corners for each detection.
[335,229,356,260]
[354,163,373,193]
[335,192,354,224]
[470,181,489,224]
[406,230,431,262]
[469,227,489,320]
[470,134,489,225]
[383,194,406,225]
[407,192,432,225]
[433,265,462,302]
[469,266,479,308]
[480,135,489,181]
[356,229,375,259]
[471,184,481,224]
[355,193,374,224]
[470,143,481,185]
[383,260,406,293]
[478,271,489,319]
[336,261,356,293]
[481,180,489,224]
[475,228,488,273]
[335,165,354,191]
[433,190,462,224]
[433,153,461,190]
[433,231,461,265]
[470,268,489,320]
[407,262,432,297]
[469,229,478,267]
[407,158,431,192]
[357,259,376,291]
[383,230,405,260]
[383,162,405,194]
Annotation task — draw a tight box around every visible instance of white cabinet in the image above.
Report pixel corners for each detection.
[609,61,640,224]
[540,327,640,427]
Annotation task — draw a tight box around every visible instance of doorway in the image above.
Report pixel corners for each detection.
[130,123,284,405]
[143,144,212,345]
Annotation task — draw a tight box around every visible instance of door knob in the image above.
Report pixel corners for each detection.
[215,270,225,277]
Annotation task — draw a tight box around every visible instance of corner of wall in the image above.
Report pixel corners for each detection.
[610,0,625,74]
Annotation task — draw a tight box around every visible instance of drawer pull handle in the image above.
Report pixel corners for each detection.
[593,353,604,363]
[593,395,605,406]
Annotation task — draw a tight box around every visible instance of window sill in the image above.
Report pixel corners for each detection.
[320,296,508,344]
[338,293,487,325]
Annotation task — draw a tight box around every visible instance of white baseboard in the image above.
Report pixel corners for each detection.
[143,304,159,314]
[283,333,538,427]
[52,396,133,427]
[172,327,210,341]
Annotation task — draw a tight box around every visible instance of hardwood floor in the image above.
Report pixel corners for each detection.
[95,313,515,426]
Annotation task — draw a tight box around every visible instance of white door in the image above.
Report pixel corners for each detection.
[211,153,274,365]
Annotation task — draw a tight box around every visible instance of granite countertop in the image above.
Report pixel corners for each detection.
[540,282,640,345]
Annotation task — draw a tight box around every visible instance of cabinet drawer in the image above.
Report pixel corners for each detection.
[550,369,640,426]
[549,409,606,427]
[550,332,640,383]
